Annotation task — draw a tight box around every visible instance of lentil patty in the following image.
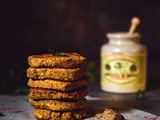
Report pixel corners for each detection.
[33,108,87,120]
[29,86,88,100]
[29,98,87,111]
[28,53,86,68]
[27,78,88,91]
[27,67,86,80]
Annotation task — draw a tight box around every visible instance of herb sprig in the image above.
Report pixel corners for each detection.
[135,90,145,100]
[48,50,65,56]
[0,112,5,116]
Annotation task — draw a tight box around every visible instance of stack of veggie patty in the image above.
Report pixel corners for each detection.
[26,52,89,120]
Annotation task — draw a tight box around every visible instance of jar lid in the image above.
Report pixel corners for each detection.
[107,32,141,39]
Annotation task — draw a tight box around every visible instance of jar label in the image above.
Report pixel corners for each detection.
[101,53,146,89]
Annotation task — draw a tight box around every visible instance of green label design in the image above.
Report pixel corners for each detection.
[101,53,146,88]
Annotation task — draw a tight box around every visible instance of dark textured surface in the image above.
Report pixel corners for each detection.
[0,89,160,120]
[0,83,160,120]
[88,81,160,116]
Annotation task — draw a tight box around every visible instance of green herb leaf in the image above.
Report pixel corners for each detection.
[48,50,65,56]
[0,112,5,116]
[86,61,99,82]
[135,90,145,100]
[14,87,29,94]
[59,52,65,56]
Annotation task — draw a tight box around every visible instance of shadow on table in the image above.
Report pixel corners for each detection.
[85,99,137,119]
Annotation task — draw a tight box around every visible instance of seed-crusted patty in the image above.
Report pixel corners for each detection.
[29,86,88,100]
[28,53,86,68]
[27,78,88,91]
[29,98,87,111]
[27,67,86,80]
[33,108,87,120]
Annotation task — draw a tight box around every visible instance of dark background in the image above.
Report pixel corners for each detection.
[1,0,160,94]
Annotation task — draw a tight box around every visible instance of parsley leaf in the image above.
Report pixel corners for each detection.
[48,50,65,56]
[59,52,65,56]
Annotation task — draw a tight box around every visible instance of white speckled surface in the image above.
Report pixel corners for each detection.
[0,95,160,120]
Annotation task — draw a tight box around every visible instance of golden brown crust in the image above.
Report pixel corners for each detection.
[29,86,88,100]
[33,108,87,120]
[29,98,87,111]
[27,78,88,91]
[26,67,86,80]
[27,52,88,120]
[28,53,86,68]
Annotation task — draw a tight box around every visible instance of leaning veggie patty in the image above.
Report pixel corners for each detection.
[27,67,86,80]
[29,86,88,100]
[27,77,88,91]
[29,98,87,111]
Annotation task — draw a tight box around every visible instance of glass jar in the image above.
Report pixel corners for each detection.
[100,32,147,93]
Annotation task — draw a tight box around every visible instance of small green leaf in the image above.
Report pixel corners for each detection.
[59,52,65,56]
[48,50,65,56]
[86,72,96,81]
[135,90,145,100]
[14,87,29,94]
[0,112,5,116]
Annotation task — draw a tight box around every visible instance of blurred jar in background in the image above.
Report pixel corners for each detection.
[100,32,147,93]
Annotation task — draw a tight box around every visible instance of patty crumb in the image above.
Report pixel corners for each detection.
[94,108,124,120]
